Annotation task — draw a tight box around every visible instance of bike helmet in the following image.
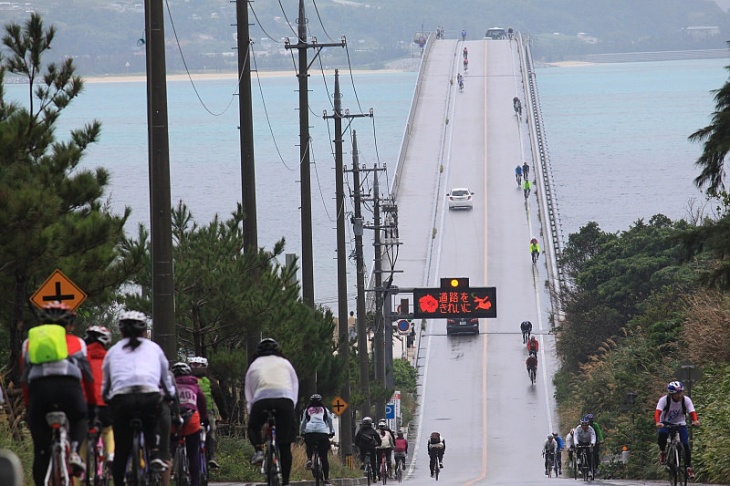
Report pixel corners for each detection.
[171,362,192,376]
[85,325,112,348]
[118,310,148,331]
[547,435,554,440]
[362,417,373,427]
[378,419,387,429]
[584,413,594,422]
[530,237,538,244]
[256,338,281,356]
[310,394,323,403]
[187,356,208,368]
[580,420,589,426]
[39,301,77,326]
[667,381,684,394]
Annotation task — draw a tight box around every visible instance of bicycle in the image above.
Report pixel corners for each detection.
[378,449,388,484]
[516,172,522,187]
[521,329,530,344]
[125,415,163,486]
[544,449,555,478]
[664,424,688,486]
[531,250,539,264]
[576,444,593,481]
[528,365,536,385]
[363,451,375,486]
[394,452,405,483]
[567,448,577,479]
[555,448,563,476]
[309,436,328,486]
[85,418,111,486]
[261,409,282,486]
[172,431,191,486]
[524,185,531,200]
[198,427,209,486]
[44,410,72,486]
[432,456,440,481]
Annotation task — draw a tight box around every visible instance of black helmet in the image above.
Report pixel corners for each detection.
[40,301,76,326]
[257,338,281,355]
[310,393,323,403]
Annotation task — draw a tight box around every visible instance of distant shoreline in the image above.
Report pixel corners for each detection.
[83,68,410,84]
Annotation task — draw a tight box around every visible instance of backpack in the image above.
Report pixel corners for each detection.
[429,432,441,444]
[28,324,69,364]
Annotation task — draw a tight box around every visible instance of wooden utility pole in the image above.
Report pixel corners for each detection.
[324,72,371,459]
[144,0,175,361]
[284,0,344,398]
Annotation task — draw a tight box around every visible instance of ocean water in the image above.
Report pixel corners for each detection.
[6,57,729,306]
[536,58,729,235]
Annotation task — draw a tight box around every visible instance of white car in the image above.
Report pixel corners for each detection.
[447,188,474,209]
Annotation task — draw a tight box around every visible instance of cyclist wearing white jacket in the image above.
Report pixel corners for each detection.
[300,394,335,485]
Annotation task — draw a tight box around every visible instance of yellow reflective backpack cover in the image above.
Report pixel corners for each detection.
[28,324,69,364]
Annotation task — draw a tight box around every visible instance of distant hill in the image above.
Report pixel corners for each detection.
[1,0,728,76]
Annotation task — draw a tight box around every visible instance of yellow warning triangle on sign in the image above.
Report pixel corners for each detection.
[30,269,87,312]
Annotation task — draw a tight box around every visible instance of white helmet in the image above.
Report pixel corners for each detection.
[85,326,112,348]
[187,356,208,367]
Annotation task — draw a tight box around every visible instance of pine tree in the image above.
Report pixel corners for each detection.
[0,14,144,381]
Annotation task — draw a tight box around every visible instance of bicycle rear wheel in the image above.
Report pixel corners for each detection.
[174,445,190,486]
[434,463,439,481]
[266,444,282,486]
[312,451,322,486]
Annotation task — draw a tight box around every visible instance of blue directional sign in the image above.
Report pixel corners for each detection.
[385,403,395,419]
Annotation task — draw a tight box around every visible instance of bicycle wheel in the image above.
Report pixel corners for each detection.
[365,465,372,486]
[312,451,322,486]
[396,458,403,483]
[530,368,536,385]
[267,444,282,486]
[381,457,387,484]
[175,444,191,486]
[434,462,439,481]
[199,446,209,486]
[554,453,560,477]
[668,444,679,486]
[546,455,553,477]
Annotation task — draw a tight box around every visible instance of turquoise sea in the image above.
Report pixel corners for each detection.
[6,57,729,306]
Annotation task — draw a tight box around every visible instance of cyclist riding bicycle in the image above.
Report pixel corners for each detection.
[188,356,227,469]
[355,417,381,476]
[376,419,396,479]
[655,381,700,479]
[527,335,539,354]
[427,432,445,477]
[21,302,96,485]
[552,432,564,474]
[529,238,541,263]
[542,435,557,475]
[520,320,532,343]
[83,325,115,466]
[522,162,530,180]
[462,47,468,59]
[525,354,538,378]
[572,420,596,471]
[565,428,575,467]
[463,57,469,71]
[171,362,208,486]
[584,413,604,476]
[102,310,177,486]
[300,393,335,486]
[523,178,532,198]
[393,431,408,473]
[513,97,522,116]
[246,338,299,486]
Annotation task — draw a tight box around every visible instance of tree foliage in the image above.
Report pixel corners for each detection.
[123,202,344,413]
[0,14,143,381]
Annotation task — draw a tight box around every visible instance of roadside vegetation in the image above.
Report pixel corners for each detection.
[554,48,730,481]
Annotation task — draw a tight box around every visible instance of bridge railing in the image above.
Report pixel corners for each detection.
[518,33,567,325]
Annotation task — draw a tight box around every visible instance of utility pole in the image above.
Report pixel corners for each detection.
[350,132,370,419]
[144,0,175,361]
[372,165,385,420]
[235,0,260,364]
[284,0,344,398]
[324,72,371,459]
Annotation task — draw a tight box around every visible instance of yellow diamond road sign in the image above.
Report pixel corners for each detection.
[331,396,348,416]
[30,269,87,312]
